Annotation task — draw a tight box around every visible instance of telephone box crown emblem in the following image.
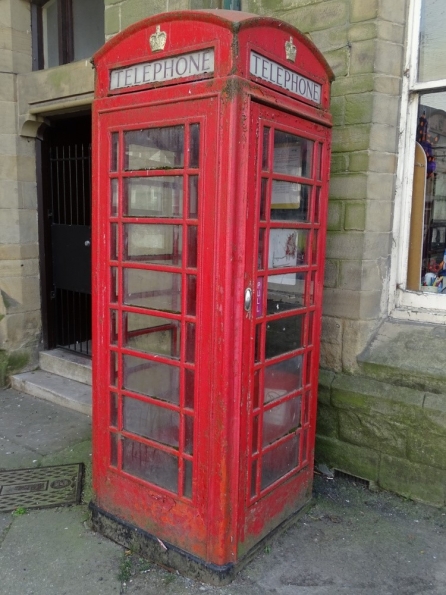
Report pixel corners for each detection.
[285,37,297,62]
[150,25,167,52]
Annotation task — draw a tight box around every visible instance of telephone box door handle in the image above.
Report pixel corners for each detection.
[244,287,252,312]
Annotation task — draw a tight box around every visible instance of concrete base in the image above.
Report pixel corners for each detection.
[89,500,310,586]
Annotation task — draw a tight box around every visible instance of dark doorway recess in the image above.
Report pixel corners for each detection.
[37,114,92,356]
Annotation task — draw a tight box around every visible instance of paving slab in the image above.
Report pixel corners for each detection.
[0,506,123,595]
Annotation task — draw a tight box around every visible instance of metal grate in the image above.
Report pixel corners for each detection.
[0,464,83,513]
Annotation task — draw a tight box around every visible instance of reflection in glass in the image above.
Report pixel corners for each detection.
[189,124,200,168]
[265,314,303,359]
[273,131,313,178]
[271,181,310,221]
[260,178,268,221]
[184,415,194,454]
[110,393,118,427]
[252,415,259,453]
[189,175,199,218]
[125,224,182,265]
[110,433,118,467]
[262,127,270,170]
[123,354,180,404]
[253,369,260,409]
[186,275,197,316]
[124,177,183,218]
[263,396,301,446]
[184,459,193,499]
[251,460,257,497]
[111,224,118,260]
[110,267,118,303]
[124,126,184,170]
[268,229,308,270]
[110,310,118,345]
[261,434,299,490]
[314,186,321,223]
[255,324,262,362]
[264,356,302,403]
[185,369,195,409]
[124,312,180,358]
[110,351,118,387]
[122,438,178,493]
[418,0,446,83]
[258,228,265,270]
[123,396,179,447]
[111,132,118,171]
[267,273,305,313]
[186,323,196,363]
[124,268,181,313]
[187,226,198,268]
[111,179,118,217]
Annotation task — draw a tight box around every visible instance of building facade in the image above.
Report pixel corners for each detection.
[1,0,445,505]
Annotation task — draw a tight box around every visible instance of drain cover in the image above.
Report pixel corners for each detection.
[0,464,83,513]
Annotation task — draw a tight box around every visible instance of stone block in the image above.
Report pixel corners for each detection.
[370,123,399,154]
[374,75,401,96]
[379,0,408,25]
[105,0,125,5]
[321,315,342,346]
[345,93,373,125]
[11,29,31,55]
[331,73,374,97]
[280,1,349,34]
[407,430,446,470]
[367,171,396,200]
[350,40,375,75]
[331,124,371,153]
[0,101,17,135]
[318,367,335,393]
[361,258,386,292]
[368,150,398,173]
[307,26,348,54]
[0,243,38,260]
[379,454,445,506]
[191,0,220,7]
[317,402,339,438]
[339,260,362,290]
[323,259,338,288]
[329,96,345,127]
[324,47,349,77]
[330,173,367,200]
[358,290,383,320]
[363,231,391,259]
[375,40,404,77]
[121,0,170,29]
[348,151,369,172]
[330,153,348,174]
[0,209,38,245]
[1,309,41,352]
[344,201,366,230]
[0,73,15,101]
[325,231,363,260]
[341,319,378,373]
[16,156,36,183]
[0,275,41,314]
[365,200,393,232]
[315,435,380,482]
[350,0,378,22]
[376,21,405,45]
[322,287,361,319]
[320,338,342,372]
[104,5,120,36]
[348,22,377,43]
[0,258,39,277]
[338,409,407,457]
[327,200,344,231]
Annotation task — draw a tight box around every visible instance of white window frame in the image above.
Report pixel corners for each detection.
[390,0,446,323]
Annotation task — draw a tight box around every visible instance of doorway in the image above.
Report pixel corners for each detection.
[38,113,92,357]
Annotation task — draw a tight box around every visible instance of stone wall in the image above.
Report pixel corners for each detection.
[0,0,39,383]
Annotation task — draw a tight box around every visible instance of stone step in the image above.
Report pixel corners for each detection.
[10,370,91,416]
[39,349,92,386]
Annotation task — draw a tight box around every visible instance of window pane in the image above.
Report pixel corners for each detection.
[189,124,200,168]
[267,272,306,313]
[124,269,182,313]
[271,181,310,221]
[184,459,193,499]
[264,356,303,404]
[42,0,59,68]
[188,175,199,218]
[125,224,182,265]
[268,229,308,269]
[124,312,180,359]
[111,179,118,217]
[124,177,183,218]
[273,131,313,178]
[111,133,118,172]
[125,126,184,170]
[123,397,179,448]
[418,0,446,83]
[261,434,299,490]
[265,314,304,359]
[72,0,104,61]
[122,438,178,493]
[262,396,301,446]
[123,354,180,404]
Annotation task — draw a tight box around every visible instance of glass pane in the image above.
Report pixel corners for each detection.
[184,459,193,499]
[314,186,321,224]
[260,178,268,221]
[124,269,181,313]
[110,433,118,467]
[185,415,194,454]
[185,369,195,409]
[271,181,310,221]
[263,396,301,446]
[258,228,265,270]
[111,179,118,217]
[251,460,257,497]
[188,175,199,218]
[187,226,198,268]
[125,224,182,265]
[316,143,322,181]
[123,354,180,404]
[124,177,183,218]
[72,0,104,62]
[110,310,118,345]
[303,390,310,425]
[264,356,303,404]
[110,267,118,303]
[42,0,59,68]
[262,127,270,170]
[123,397,179,447]
[110,351,118,387]
[111,133,118,172]
[125,126,184,171]
[111,224,118,260]
[255,324,262,362]
[252,415,259,453]
[124,312,180,359]
[110,393,118,427]
[253,369,260,409]
[267,272,306,313]
[189,124,200,168]
[186,275,197,316]
[265,314,304,359]
[418,94,446,292]
[261,435,299,490]
[122,438,178,493]
[301,428,309,464]
[418,0,446,83]
[268,229,308,269]
[186,323,196,363]
[273,131,313,178]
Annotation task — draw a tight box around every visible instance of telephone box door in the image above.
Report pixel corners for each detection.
[240,102,330,546]
[93,97,218,558]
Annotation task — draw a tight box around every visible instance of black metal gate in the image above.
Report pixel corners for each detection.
[38,116,92,356]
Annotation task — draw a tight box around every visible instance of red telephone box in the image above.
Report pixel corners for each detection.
[91,9,333,583]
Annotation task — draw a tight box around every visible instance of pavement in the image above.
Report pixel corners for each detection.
[0,386,445,595]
